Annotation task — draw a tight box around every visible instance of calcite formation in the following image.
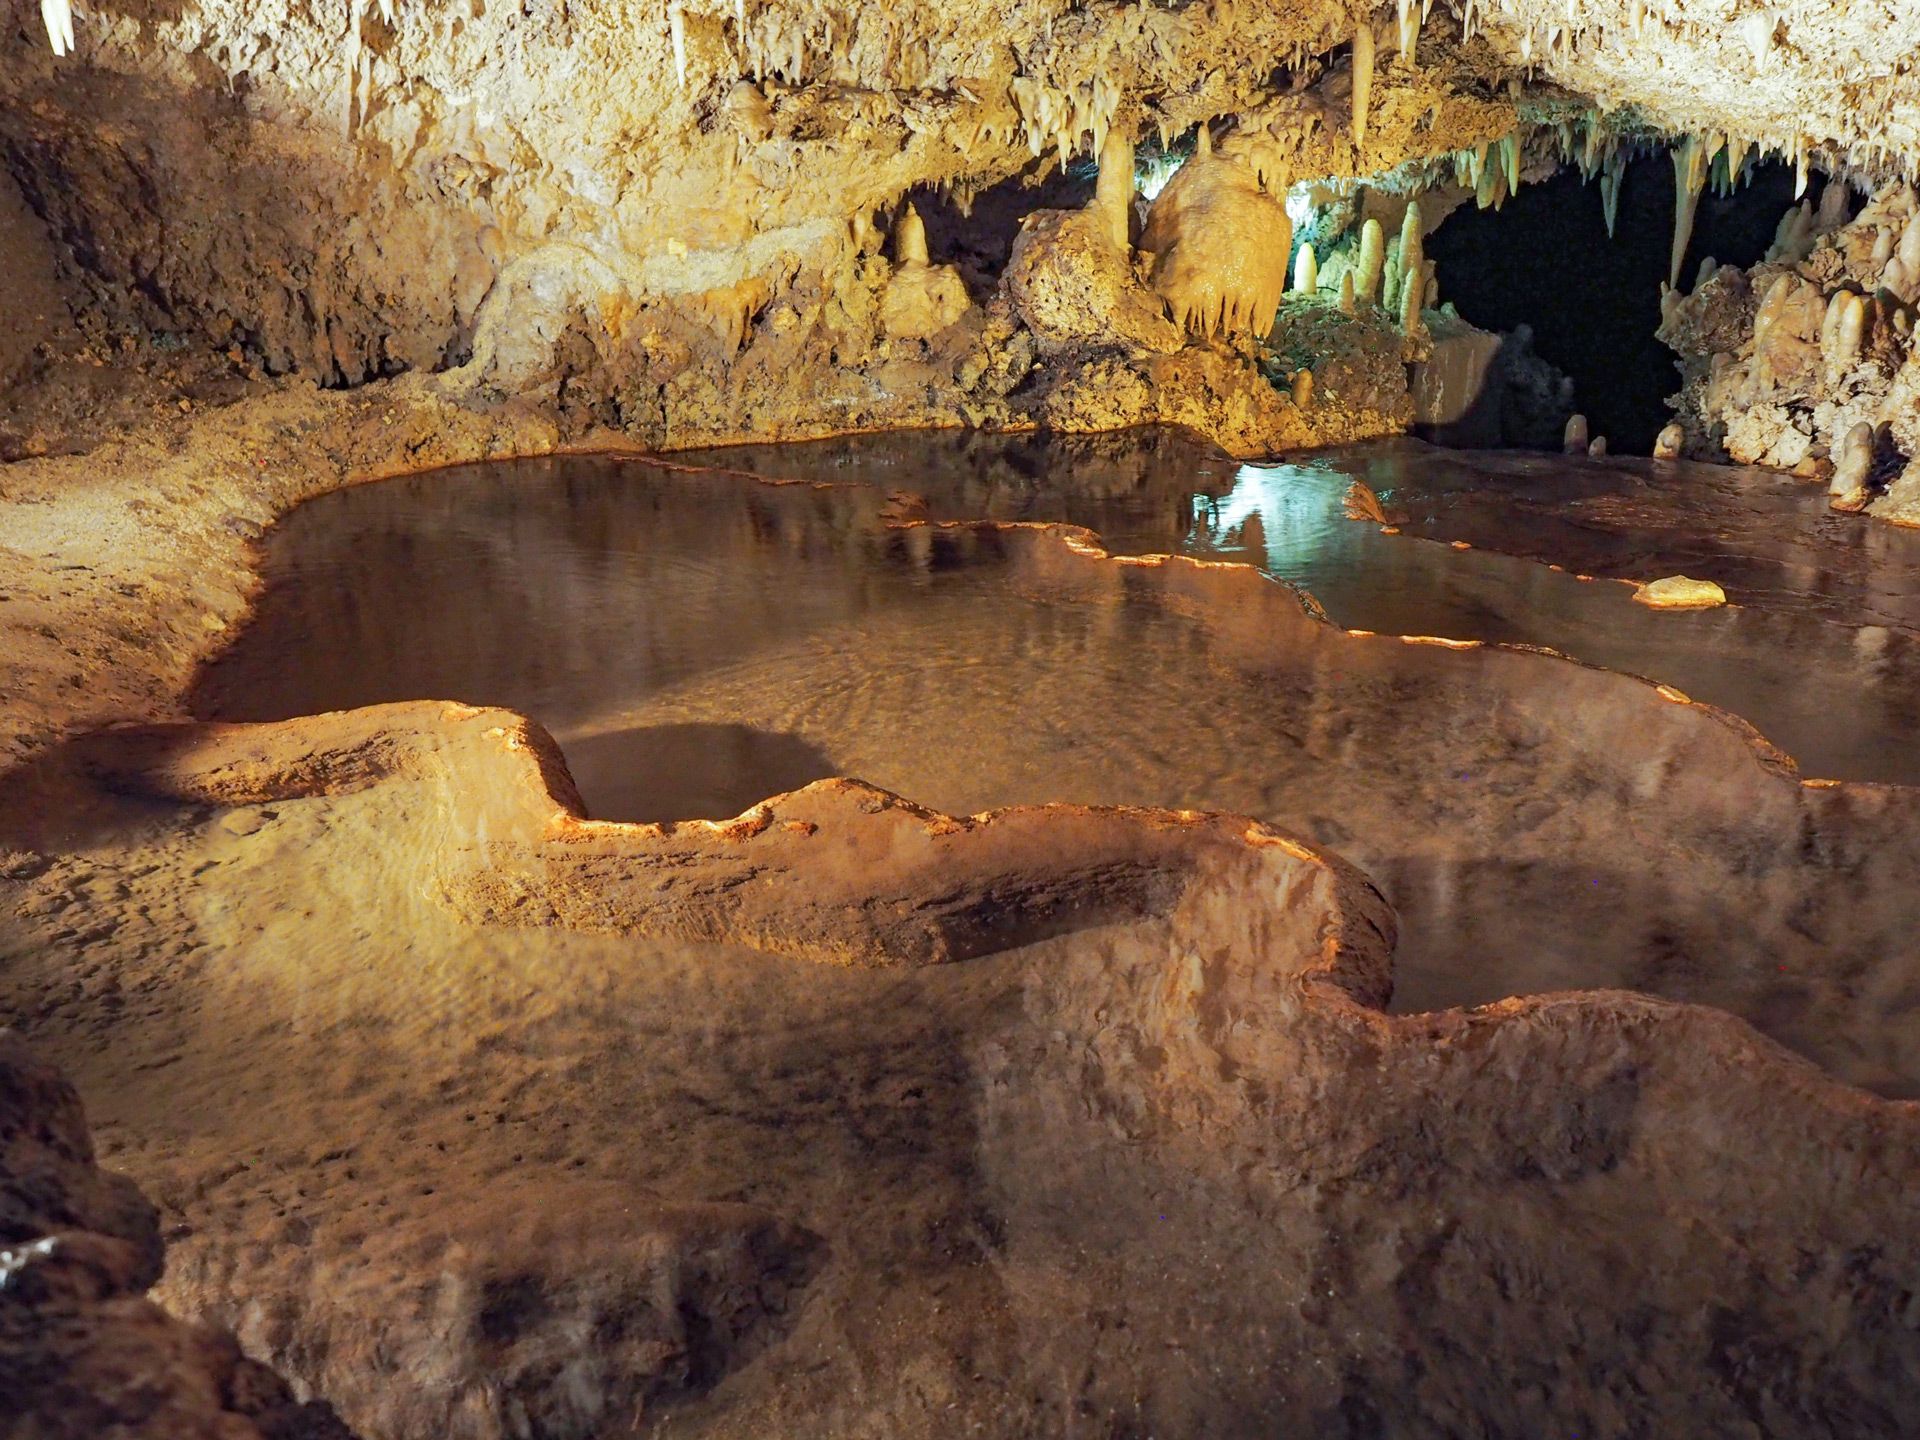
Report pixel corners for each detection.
[1139,147,1293,339]
[1659,180,1920,518]
[5,0,1912,472]
[14,0,1920,1429]
[1634,574,1728,608]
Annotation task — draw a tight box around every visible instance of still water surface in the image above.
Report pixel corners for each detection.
[193,430,1920,1094]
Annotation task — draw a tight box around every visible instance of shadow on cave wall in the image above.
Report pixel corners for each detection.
[907,161,1097,294]
[1428,155,1802,454]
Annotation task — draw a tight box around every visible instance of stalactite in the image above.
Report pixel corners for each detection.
[1094,131,1136,251]
[1669,136,1709,290]
[40,0,73,55]
[1396,0,1422,59]
[1351,22,1375,153]
[1600,147,1627,238]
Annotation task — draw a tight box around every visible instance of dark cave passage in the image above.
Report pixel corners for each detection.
[1428,155,1800,453]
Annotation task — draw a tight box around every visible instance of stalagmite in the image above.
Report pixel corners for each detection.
[1563,413,1589,454]
[1357,218,1385,304]
[1400,273,1425,338]
[40,0,73,54]
[894,204,929,266]
[1351,23,1374,152]
[1899,213,1920,279]
[1835,292,1867,369]
[1654,422,1685,459]
[1817,179,1851,230]
[1292,243,1319,295]
[1588,436,1608,457]
[670,3,688,89]
[1399,201,1424,312]
[1820,289,1848,358]
[1291,368,1314,408]
[1339,271,1357,315]
[1831,421,1875,511]
[1094,131,1136,251]
[1670,136,1709,290]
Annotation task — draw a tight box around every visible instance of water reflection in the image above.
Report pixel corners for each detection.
[1166,455,1920,783]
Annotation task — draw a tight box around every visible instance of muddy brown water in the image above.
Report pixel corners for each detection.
[193,430,1920,1095]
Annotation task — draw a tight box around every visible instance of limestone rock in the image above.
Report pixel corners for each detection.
[880,262,971,342]
[1139,154,1292,339]
[1003,209,1182,357]
[0,1032,358,1440]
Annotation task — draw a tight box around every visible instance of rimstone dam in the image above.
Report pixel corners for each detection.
[7,2,1920,1436]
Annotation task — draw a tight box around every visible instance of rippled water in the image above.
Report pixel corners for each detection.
[193,432,1920,1093]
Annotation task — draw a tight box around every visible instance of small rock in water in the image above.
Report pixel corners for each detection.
[1633,575,1727,610]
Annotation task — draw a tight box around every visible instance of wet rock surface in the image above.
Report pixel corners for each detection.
[0,1032,358,1440]
[1330,439,1920,633]
[7,699,1920,1438]
[7,393,1920,1433]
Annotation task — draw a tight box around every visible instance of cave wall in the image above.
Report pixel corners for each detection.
[5,1,1920,456]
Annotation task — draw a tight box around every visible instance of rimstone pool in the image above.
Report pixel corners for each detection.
[187,429,1920,1095]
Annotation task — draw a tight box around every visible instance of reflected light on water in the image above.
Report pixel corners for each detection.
[1186,464,1336,576]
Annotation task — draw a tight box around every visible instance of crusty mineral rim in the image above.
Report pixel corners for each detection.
[82,696,1920,1146]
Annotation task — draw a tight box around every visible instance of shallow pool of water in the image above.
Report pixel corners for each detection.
[695,430,1920,785]
[194,435,1920,1095]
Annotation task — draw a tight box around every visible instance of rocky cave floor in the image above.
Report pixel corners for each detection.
[5,350,1920,1438]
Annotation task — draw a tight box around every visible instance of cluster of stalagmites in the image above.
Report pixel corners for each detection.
[1660,179,1920,520]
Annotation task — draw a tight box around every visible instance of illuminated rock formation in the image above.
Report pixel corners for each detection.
[879,204,972,341]
[1139,150,1293,339]
[1659,179,1920,516]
